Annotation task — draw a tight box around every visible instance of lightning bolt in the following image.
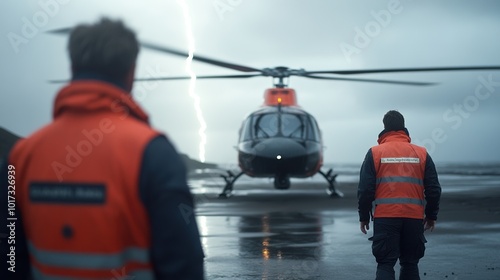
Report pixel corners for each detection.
[177,0,207,162]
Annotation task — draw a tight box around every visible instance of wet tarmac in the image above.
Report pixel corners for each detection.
[190,173,500,280]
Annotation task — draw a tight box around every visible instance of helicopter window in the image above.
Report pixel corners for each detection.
[254,114,279,139]
[281,114,306,139]
[240,117,253,141]
[306,117,321,141]
[251,113,318,140]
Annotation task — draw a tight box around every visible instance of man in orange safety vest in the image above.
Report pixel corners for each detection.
[1,18,204,280]
[358,110,441,280]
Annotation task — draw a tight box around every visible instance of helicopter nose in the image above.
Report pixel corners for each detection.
[253,138,306,159]
[246,138,310,176]
[238,138,318,176]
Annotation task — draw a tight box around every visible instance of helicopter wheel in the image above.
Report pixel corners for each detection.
[274,174,291,190]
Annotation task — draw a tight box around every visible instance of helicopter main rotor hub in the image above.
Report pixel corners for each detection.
[262,67,307,87]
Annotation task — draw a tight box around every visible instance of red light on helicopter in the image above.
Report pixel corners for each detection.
[263,88,298,106]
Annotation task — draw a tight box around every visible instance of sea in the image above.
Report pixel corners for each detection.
[189,162,500,186]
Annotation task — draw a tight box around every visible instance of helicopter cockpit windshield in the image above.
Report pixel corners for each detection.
[240,112,320,142]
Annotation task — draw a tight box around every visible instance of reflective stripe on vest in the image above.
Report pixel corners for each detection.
[28,241,150,270]
[374,197,425,206]
[32,266,155,280]
[376,176,423,186]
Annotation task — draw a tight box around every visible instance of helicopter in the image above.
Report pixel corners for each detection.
[49,28,500,198]
[136,42,500,198]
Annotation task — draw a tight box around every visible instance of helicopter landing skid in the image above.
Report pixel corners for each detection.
[318,169,344,198]
[218,171,244,198]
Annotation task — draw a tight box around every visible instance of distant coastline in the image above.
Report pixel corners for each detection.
[179,153,219,172]
[0,127,20,160]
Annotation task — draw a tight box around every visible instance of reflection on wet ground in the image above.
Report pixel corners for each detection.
[238,212,326,261]
[194,179,373,279]
[198,211,373,279]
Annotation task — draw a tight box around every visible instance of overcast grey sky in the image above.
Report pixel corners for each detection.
[1,0,500,164]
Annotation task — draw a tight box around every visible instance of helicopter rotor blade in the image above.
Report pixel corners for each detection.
[135,74,263,81]
[47,28,264,73]
[47,27,496,86]
[47,27,73,35]
[141,42,263,73]
[48,74,263,84]
[305,66,500,75]
[48,79,69,84]
[302,75,436,86]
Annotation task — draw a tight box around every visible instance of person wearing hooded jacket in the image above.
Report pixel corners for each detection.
[358,110,441,280]
[0,18,204,280]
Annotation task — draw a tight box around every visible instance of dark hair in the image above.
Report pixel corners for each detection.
[383,110,405,131]
[68,18,139,80]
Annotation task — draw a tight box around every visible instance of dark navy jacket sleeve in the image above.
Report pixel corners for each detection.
[423,153,441,220]
[139,135,205,280]
[357,149,376,222]
[0,156,31,280]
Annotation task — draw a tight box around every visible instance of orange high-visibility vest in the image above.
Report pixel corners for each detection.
[9,81,159,279]
[371,131,427,219]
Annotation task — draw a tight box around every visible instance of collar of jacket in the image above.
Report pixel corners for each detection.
[377,129,411,145]
[53,80,149,124]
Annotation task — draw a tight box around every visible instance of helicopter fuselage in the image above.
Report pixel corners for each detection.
[236,105,323,185]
